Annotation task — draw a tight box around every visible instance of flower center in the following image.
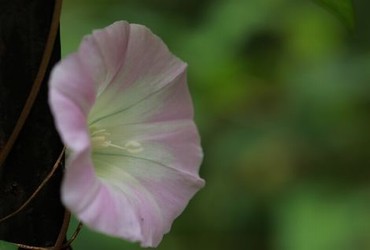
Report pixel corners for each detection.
[90,127,143,154]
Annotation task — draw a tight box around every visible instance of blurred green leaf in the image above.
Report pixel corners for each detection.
[276,184,370,250]
[313,0,355,29]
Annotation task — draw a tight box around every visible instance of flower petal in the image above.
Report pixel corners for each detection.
[78,21,131,92]
[48,56,93,152]
[91,153,204,247]
[62,149,143,243]
[88,22,187,124]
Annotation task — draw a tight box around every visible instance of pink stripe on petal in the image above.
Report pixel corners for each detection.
[79,21,131,93]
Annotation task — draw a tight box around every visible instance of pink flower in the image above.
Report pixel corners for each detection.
[48,21,204,247]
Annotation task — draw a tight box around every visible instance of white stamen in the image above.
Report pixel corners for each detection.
[124,141,143,153]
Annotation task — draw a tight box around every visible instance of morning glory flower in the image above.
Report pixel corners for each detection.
[48,21,204,247]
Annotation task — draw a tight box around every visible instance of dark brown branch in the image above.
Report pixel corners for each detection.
[0,0,67,248]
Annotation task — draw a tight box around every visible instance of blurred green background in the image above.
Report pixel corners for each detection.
[3,0,370,249]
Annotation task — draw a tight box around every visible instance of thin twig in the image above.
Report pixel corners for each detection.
[64,222,83,247]
[53,210,71,249]
[0,148,65,223]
